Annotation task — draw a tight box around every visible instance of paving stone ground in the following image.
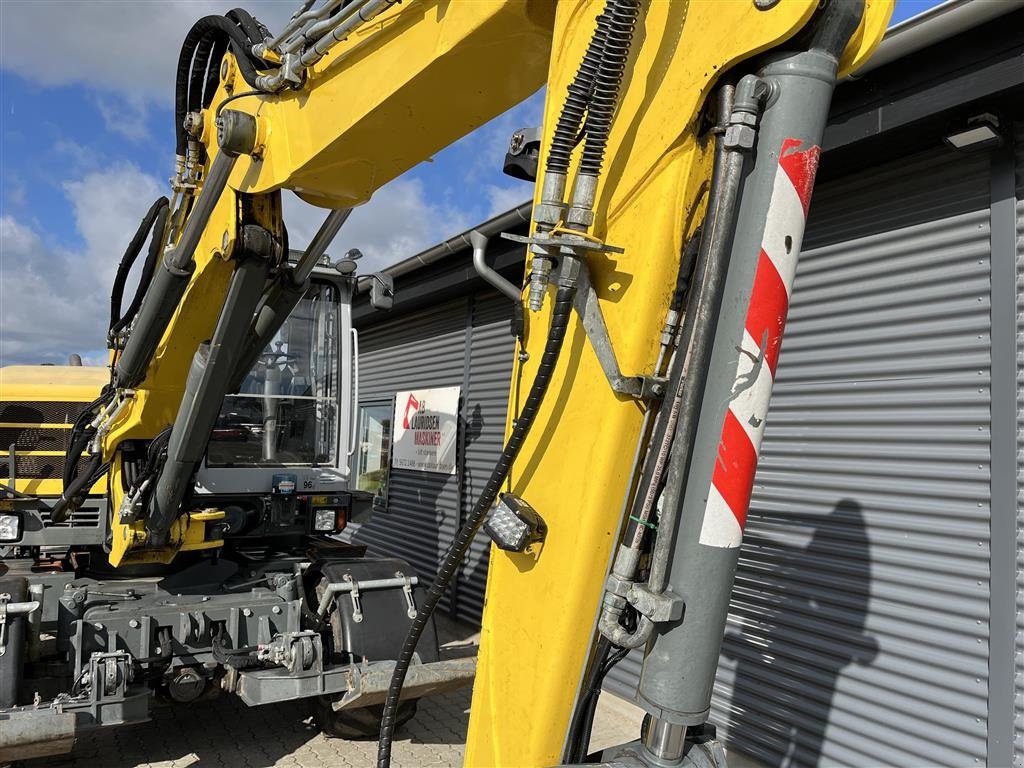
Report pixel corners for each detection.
[23,617,646,768]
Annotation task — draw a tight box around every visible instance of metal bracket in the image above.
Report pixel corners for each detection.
[346,575,363,624]
[0,592,8,656]
[627,583,684,623]
[501,229,625,259]
[399,574,417,619]
[317,574,421,623]
[502,231,667,400]
[0,591,40,657]
[574,261,667,400]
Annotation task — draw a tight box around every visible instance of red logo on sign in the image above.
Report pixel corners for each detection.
[402,393,420,429]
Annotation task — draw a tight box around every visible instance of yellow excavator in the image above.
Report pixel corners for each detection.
[0,0,892,764]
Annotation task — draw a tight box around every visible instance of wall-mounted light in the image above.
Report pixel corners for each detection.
[944,113,1003,151]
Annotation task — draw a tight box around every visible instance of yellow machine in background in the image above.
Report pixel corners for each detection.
[0,0,891,764]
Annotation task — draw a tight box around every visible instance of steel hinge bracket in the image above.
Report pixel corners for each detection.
[400,575,417,619]
[574,260,667,400]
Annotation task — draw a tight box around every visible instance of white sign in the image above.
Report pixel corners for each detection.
[391,386,461,474]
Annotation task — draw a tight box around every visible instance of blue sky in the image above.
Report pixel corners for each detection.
[0,0,938,365]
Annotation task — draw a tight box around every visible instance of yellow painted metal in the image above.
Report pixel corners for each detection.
[0,366,107,496]
[465,2,892,765]
[222,0,555,207]
[95,0,557,565]
[100,178,237,566]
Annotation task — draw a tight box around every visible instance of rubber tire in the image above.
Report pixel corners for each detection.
[0,577,28,709]
[311,698,418,740]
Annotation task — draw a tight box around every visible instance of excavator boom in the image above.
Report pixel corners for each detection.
[38,0,891,763]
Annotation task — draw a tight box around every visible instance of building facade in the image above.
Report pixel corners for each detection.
[344,4,1024,766]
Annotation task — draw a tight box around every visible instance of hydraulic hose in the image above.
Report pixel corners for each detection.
[579,0,639,177]
[226,8,271,49]
[188,34,217,116]
[109,197,169,337]
[202,37,229,109]
[377,285,578,768]
[545,8,610,175]
[174,15,268,157]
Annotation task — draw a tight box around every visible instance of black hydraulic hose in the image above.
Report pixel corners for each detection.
[109,198,169,336]
[202,36,229,109]
[61,391,111,490]
[565,637,613,761]
[115,202,170,338]
[174,15,267,157]
[52,454,107,525]
[377,286,578,768]
[226,8,269,49]
[175,20,214,157]
[579,0,639,177]
[545,7,611,175]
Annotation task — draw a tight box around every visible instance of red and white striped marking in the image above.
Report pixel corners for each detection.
[698,138,820,549]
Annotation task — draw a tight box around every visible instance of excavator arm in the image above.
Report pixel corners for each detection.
[54,0,891,763]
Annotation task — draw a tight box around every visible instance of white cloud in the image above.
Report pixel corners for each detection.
[93,93,151,142]
[0,163,163,366]
[485,184,530,219]
[0,167,474,364]
[0,1,294,104]
[283,178,472,273]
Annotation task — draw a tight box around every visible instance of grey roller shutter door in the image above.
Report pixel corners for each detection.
[457,292,518,623]
[1014,121,1024,768]
[347,292,516,621]
[606,146,994,768]
[716,147,992,767]
[347,298,467,614]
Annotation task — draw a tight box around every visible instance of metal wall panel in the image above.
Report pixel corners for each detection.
[712,147,993,767]
[605,148,995,768]
[1014,121,1024,768]
[345,297,468,614]
[346,292,516,622]
[457,292,518,623]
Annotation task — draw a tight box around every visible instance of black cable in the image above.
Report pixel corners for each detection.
[376,286,578,768]
[212,624,262,668]
[109,198,169,337]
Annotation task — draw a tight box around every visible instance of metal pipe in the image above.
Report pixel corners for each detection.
[301,0,399,65]
[595,81,753,651]
[469,230,521,302]
[2,600,40,617]
[114,150,240,388]
[356,202,530,293]
[317,575,417,619]
[348,328,360,457]
[147,248,273,544]
[293,208,352,284]
[647,79,754,595]
[852,0,1023,76]
[261,0,346,53]
[283,0,369,54]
